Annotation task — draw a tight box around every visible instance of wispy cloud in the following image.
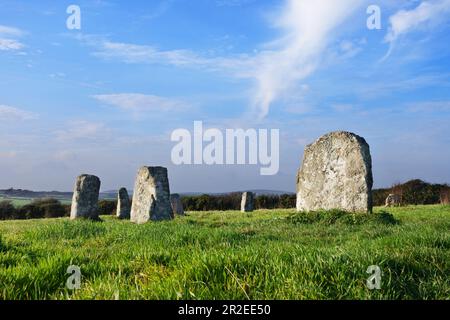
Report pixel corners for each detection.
[407,100,450,112]
[0,105,37,121]
[75,0,365,121]
[93,93,189,119]
[249,0,364,119]
[0,25,25,51]
[94,41,206,66]
[73,34,253,72]
[0,25,24,37]
[384,0,450,59]
[0,39,24,51]
[54,120,110,142]
[81,1,367,120]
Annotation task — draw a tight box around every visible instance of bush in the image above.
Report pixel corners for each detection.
[97,200,117,216]
[0,201,16,220]
[17,198,68,219]
[181,193,296,211]
[372,180,449,206]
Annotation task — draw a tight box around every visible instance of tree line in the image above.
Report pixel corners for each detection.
[1,180,449,221]
[372,179,450,206]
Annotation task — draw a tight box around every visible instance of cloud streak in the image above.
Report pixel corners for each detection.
[248,0,364,119]
[93,93,190,119]
[383,0,450,59]
[0,105,37,121]
[0,25,25,51]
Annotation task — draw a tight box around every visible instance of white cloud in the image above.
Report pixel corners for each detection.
[0,38,24,51]
[81,36,253,72]
[0,105,37,121]
[384,0,450,58]
[54,120,110,141]
[94,41,204,66]
[76,1,367,120]
[249,0,364,119]
[0,25,25,51]
[93,93,189,118]
[0,25,24,37]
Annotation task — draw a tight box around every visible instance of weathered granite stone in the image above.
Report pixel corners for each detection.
[241,192,255,212]
[170,194,185,216]
[116,188,131,219]
[130,166,174,224]
[385,194,401,207]
[70,174,101,220]
[296,131,373,213]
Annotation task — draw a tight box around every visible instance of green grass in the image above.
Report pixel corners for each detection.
[0,205,449,300]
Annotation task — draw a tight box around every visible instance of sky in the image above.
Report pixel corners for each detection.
[0,0,449,193]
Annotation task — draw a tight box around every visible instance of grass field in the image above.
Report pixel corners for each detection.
[0,205,449,300]
[0,196,34,207]
[0,196,72,207]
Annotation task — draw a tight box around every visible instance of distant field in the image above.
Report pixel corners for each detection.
[0,196,72,206]
[0,196,35,207]
[0,205,448,300]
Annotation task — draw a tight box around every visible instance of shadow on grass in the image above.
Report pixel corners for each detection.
[287,209,400,226]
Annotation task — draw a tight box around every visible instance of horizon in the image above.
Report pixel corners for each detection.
[1,0,450,192]
[1,177,447,195]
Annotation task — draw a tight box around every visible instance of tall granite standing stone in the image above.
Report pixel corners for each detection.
[70,174,101,220]
[116,188,131,219]
[130,166,174,224]
[170,194,185,216]
[241,192,255,212]
[296,131,373,213]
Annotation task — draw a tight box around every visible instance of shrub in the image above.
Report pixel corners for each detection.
[0,200,16,220]
[17,198,67,219]
[181,193,296,211]
[372,180,448,206]
[97,200,117,216]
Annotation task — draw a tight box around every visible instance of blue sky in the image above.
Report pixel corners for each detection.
[0,0,449,193]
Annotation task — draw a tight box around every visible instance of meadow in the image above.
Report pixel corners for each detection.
[0,196,34,207]
[0,196,72,207]
[0,205,449,300]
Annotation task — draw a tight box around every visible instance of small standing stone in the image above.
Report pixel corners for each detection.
[170,194,185,216]
[70,174,101,220]
[116,188,131,219]
[241,192,255,212]
[130,166,174,224]
[385,194,401,207]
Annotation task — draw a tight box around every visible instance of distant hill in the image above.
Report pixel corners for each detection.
[0,188,116,200]
[0,188,293,201]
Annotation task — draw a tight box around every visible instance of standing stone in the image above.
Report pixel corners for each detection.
[296,131,373,213]
[170,194,185,216]
[130,166,174,224]
[385,194,401,207]
[116,188,131,219]
[241,192,255,212]
[70,174,101,220]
